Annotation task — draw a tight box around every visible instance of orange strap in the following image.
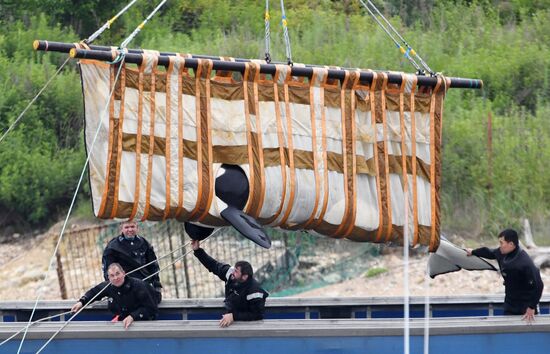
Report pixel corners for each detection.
[264,65,287,225]
[243,62,266,218]
[98,63,120,219]
[278,69,297,227]
[378,75,393,243]
[310,69,330,229]
[163,57,176,220]
[299,69,322,229]
[110,62,127,219]
[175,55,187,219]
[188,59,214,222]
[370,73,384,243]
[429,77,445,251]
[342,71,361,238]
[142,54,159,221]
[129,57,147,220]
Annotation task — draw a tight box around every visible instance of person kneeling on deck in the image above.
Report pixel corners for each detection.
[191,240,269,327]
[70,263,158,329]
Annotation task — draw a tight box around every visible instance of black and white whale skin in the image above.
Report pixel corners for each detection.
[185,164,271,249]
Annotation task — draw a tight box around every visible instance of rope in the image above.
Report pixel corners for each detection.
[0,57,70,144]
[85,0,142,43]
[357,0,423,73]
[363,0,434,76]
[15,54,127,354]
[114,228,218,284]
[144,235,214,282]
[34,282,113,354]
[119,0,168,49]
[0,231,217,349]
[279,0,293,65]
[0,0,140,144]
[0,311,72,347]
[264,0,272,63]
[107,48,129,65]
[34,234,217,354]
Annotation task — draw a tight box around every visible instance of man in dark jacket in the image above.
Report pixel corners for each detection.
[191,239,269,327]
[102,221,162,303]
[467,228,544,323]
[71,263,158,329]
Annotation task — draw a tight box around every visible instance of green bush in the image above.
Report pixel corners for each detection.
[1,1,549,238]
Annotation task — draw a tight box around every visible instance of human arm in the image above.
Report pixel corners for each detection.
[70,301,83,313]
[470,247,498,259]
[192,242,231,281]
[219,313,234,327]
[523,264,544,322]
[78,281,111,308]
[122,315,134,329]
[129,282,158,322]
[522,307,536,324]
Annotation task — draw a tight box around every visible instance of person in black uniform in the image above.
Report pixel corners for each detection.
[71,263,158,329]
[191,239,269,327]
[467,228,544,323]
[102,221,162,303]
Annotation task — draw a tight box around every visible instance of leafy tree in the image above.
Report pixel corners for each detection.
[0,1,549,240]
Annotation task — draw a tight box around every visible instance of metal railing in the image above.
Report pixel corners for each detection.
[55,221,292,299]
[54,220,379,300]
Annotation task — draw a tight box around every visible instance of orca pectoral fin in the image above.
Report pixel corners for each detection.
[220,206,271,249]
[428,254,461,278]
[184,222,215,241]
[428,237,497,278]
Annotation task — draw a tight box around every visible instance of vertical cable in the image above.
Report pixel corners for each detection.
[1,0,141,144]
[357,0,422,73]
[120,0,168,49]
[15,56,127,354]
[86,0,142,43]
[364,0,434,75]
[280,0,293,65]
[0,57,70,144]
[264,0,272,62]
[424,263,431,354]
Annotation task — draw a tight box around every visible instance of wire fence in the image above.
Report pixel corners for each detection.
[55,221,380,299]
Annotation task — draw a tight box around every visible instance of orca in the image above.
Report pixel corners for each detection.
[185,164,271,248]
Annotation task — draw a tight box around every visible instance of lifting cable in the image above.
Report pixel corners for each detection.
[15,55,127,354]
[264,0,272,63]
[119,0,168,49]
[279,0,293,65]
[34,235,216,354]
[362,0,434,76]
[0,58,70,144]
[424,263,431,354]
[0,0,141,145]
[86,0,142,44]
[18,3,169,351]
[357,0,426,74]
